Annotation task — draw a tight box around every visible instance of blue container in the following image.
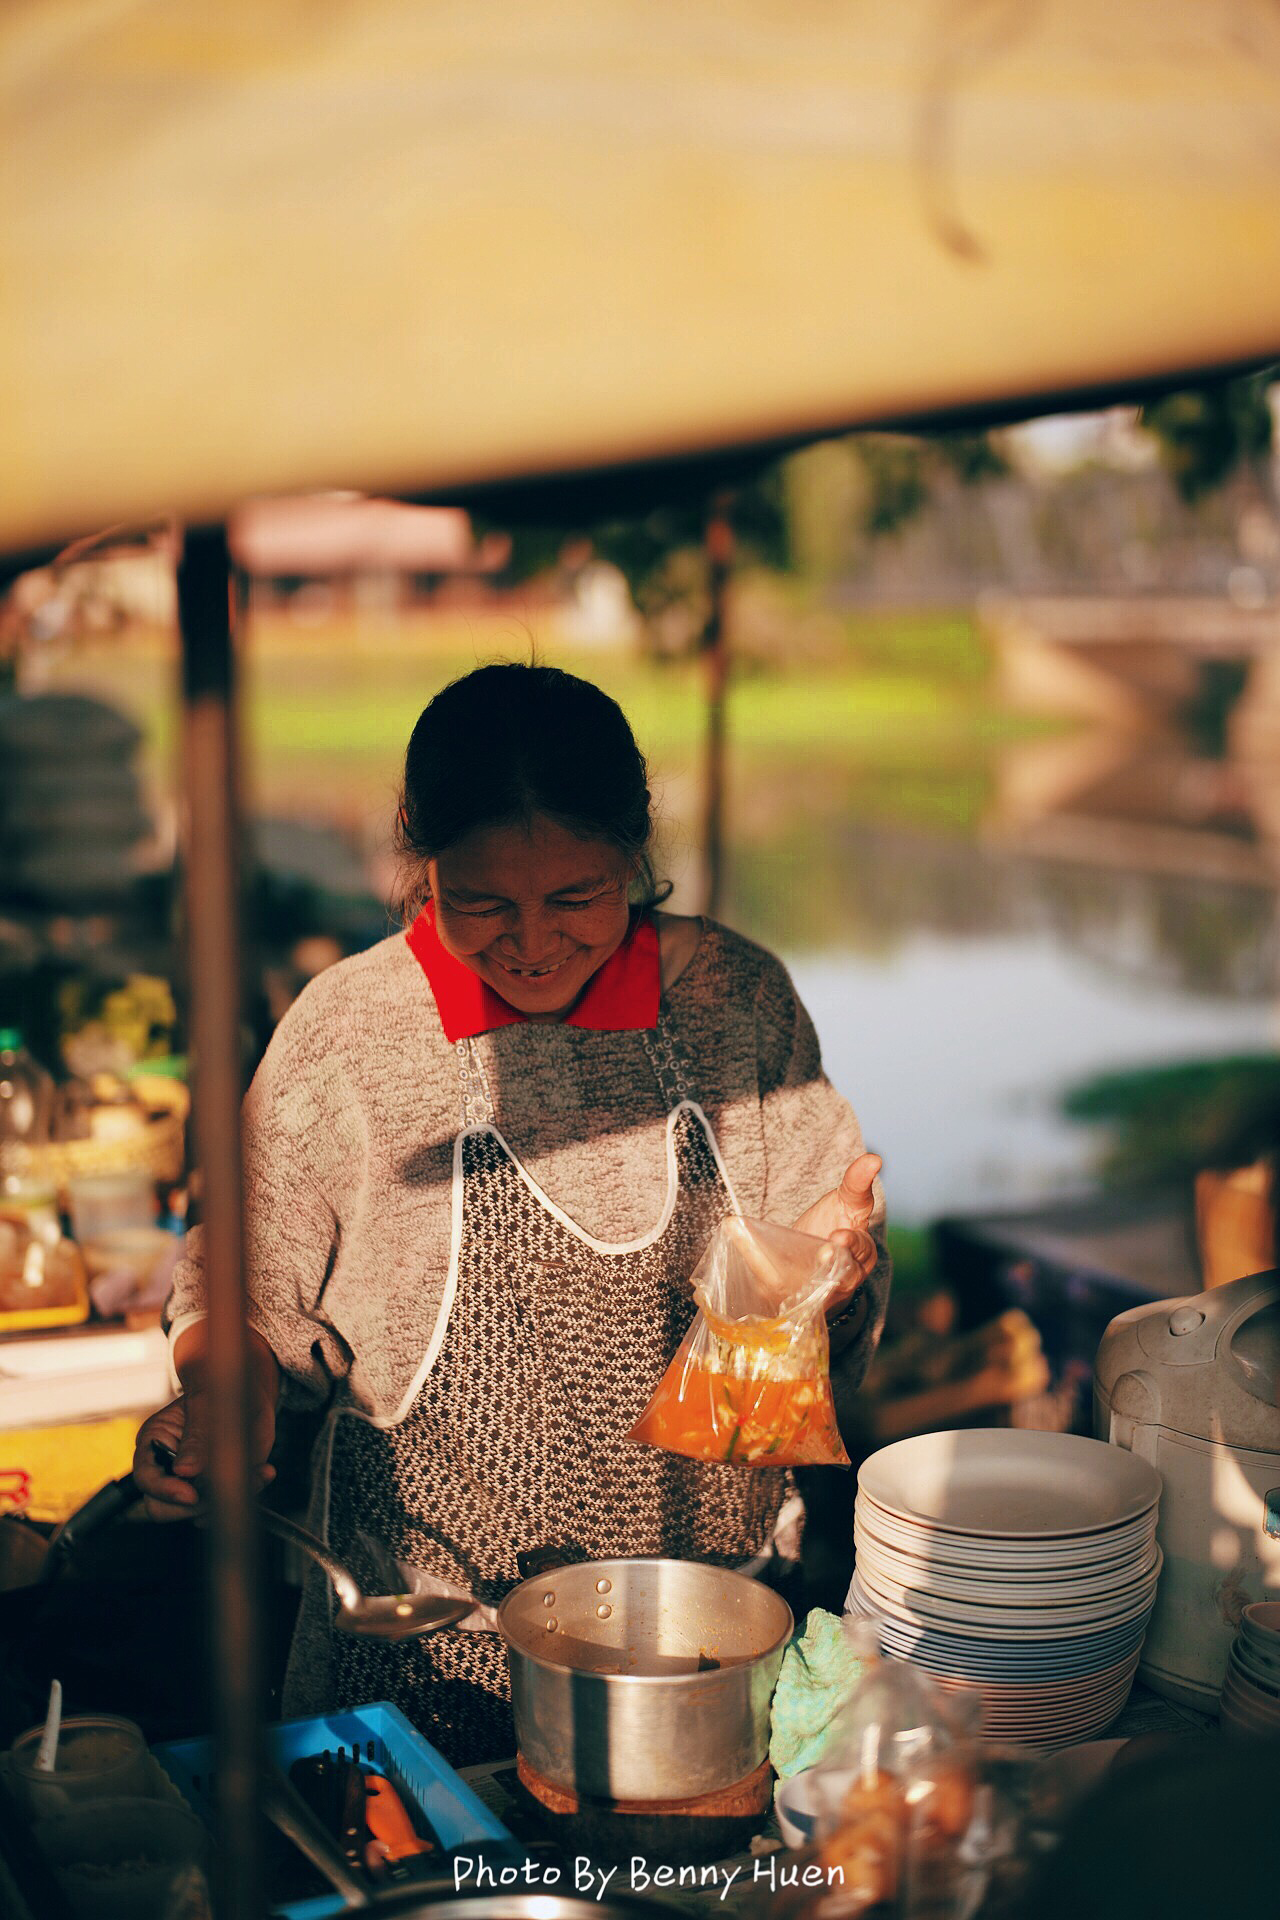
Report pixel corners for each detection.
[153,1701,514,1920]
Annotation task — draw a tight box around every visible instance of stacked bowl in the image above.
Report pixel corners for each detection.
[848,1429,1163,1751]
[1220,1601,1280,1742]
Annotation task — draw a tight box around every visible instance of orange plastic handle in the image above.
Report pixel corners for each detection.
[364,1773,435,1860]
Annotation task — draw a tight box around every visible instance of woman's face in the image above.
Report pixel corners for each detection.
[427,814,634,1020]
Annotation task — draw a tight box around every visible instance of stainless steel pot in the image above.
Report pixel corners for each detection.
[498,1557,792,1802]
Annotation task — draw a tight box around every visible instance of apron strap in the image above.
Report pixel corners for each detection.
[641,1009,698,1112]
[455,1036,497,1127]
[456,1009,698,1127]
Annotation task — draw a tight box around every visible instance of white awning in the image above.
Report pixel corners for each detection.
[3,0,1278,552]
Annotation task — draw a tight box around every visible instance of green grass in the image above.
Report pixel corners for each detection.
[47,601,1048,835]
[237,663,1016,767]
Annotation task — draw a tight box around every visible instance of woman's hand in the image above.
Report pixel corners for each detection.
[131,1390,277,1521]
[792,1151,883,1321]
[132,1325,280,1521]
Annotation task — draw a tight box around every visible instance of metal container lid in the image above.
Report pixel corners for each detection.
[1094,1269,1280,1451]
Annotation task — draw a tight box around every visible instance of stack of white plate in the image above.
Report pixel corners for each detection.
[848,1429,1163,1751]
[1220,1601,1280,1742]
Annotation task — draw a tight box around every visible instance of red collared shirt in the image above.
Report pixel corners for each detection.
[406,902,661,1043]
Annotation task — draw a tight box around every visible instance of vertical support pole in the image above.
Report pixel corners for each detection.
[701,494,735,919]
[175,524,263,1920]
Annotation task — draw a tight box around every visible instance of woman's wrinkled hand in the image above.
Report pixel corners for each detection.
[793,1151,883,1321]
[132,1390,276,1522]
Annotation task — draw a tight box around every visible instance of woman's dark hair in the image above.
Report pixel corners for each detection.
[396,663,669,918]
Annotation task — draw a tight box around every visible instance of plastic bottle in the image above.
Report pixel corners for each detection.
[0,1027,55,1153]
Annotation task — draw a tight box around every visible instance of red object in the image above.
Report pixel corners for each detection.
[0,1469,31,1510]
[406,901,660,1042]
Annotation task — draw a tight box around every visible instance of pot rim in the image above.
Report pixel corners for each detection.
[497,1554,793,1683]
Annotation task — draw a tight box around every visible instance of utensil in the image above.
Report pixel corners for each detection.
[499,1555,792,1802]
[288,1750,370,1877]
[262,1763,370,1911]
[365,1772,439,1865]
[150,1442,470,1641]
[257,1509,475,1642]
[35,1678,62,1771]
[263,1765,535,1912]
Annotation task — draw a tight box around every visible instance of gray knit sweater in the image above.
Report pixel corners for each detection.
[167,918,889,1421]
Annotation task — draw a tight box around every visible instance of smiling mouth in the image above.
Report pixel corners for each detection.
[495,955,572,981]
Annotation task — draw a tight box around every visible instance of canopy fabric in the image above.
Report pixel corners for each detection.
[3,0,1280,553]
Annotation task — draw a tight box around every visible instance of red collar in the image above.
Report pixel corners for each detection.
[406,902,661,1042]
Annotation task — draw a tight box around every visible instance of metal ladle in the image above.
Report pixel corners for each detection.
[149,1442,470,1640]
[259,1510,472,1641]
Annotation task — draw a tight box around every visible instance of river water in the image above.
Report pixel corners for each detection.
[720,794,1280,1229]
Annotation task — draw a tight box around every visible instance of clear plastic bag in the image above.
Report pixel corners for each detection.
[803,1624,981,1919]
[627,1214,854,1467]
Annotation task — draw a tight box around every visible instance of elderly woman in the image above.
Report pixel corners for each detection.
[134,662,889,1765]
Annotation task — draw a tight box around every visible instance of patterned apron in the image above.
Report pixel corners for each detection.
[309,1015,790,1767]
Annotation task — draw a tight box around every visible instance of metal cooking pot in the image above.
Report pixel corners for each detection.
[498,1557,792,1802]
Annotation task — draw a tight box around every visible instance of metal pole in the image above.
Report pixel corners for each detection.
[701,495,734,919]
[175,524,263,1920]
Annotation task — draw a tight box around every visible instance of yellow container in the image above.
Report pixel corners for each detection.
[0,1220,90,1334]
[0,1415,143,1525]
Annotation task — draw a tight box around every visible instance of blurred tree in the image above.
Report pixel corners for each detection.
[479,479,788,659]
[482,371,1275,642]
[1139,370,1276,504]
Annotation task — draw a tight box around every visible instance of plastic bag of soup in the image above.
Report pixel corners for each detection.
[627,1215,854,1467]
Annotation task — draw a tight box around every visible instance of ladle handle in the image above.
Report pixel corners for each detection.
[257,1509,366,1614]
[261,1763,369,1910]
[148,1440,368,1614]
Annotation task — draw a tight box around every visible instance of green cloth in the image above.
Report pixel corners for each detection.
[768,1607,867,1778]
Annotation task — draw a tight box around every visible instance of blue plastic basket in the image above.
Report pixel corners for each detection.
[152,1701,514,1920]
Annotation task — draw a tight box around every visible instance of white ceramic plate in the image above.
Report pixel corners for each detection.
[855,1573,1159,1638]
[853,1527,1158,1594]
[852,1566,1159,1628]
[979,1696,1134,1730]
[846,1587,1150,1665]
[983,1720,1128,1743]
[928,1658,1139,1700]
[1229,1644,1280,1698]
[1237,1618,1280,1677]
[930,1659,1140,1696]
[869,1637,1148,1680]
[852,1569,1159,1640]
[854,1499,1157,1566]
[854,1541,1161,1611]
[1222,1667,1280,1716]
[971,1681,1136,1722]
[852,1512,1159,1574]
[858,1431,1162,1538]
[1241,1600,1280,1640]
[866,1631,1150,1679]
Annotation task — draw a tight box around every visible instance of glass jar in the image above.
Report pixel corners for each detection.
[9,1715,152,1820]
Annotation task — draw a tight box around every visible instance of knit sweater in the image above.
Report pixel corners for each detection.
[167,917,890,1421]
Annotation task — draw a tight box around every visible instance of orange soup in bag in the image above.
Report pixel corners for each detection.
[627,1220,853,1468]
